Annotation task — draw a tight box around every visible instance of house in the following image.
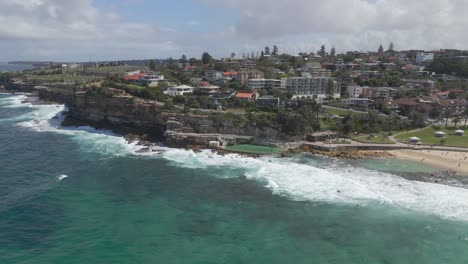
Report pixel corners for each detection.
[139,73,164,87]
[165,85,194,97]
[342,98,373,108]
[236,70,264,85]
[196,85,220,96]
[257,96,280,108]
[438,99,467,115]
[402,79,437,91]
[235,91,259,101]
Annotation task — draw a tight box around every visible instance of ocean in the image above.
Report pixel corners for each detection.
[0,62,36,73]
[2,93,468,263]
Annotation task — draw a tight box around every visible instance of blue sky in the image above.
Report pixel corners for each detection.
[0,0,467,61]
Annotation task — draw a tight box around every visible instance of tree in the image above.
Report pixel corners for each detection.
[149,60,156,71]
[272,45,279,56]
[342,115,354,134]
[201,52,213,65]
[319,45,326,57]
[378,44,384,54]
[251,51,255,59]
[180,54,187,63]
[387,42,395,52]
[326,79,336,103]
[408,112,426,128]
[464,108,468,128]
[264,46,271,55]
[444,109,454,128]
[230,53,236,59]
[448,91,457,99]
[330,46,336,57]
[453,117,461,128]
[260,51,265,58]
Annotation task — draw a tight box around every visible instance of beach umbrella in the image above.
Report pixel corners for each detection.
[435,131,446,137]
[409,137,420,141]
[455,130,465,135]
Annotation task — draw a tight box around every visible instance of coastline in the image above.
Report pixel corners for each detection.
[389,149,468,175]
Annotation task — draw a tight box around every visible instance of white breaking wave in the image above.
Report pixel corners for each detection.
[5,94,468,221]
[57,174,68,181]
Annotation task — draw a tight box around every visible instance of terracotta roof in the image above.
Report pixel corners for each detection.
[236,91,256,99]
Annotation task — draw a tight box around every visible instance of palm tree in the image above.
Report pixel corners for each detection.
[463,108,468,128]
[444,109,453,128]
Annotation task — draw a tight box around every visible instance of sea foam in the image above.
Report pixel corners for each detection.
[5,94,468,221]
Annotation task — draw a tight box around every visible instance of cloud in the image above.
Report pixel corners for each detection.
[0,0,181,60]
[200,0,468,52]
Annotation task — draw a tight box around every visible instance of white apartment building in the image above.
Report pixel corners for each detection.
[286,77,340,102]
[246,79,285,90]
[205,70,223,82]
[347,86,363,98]
[416,52,434,65]
[139,74,165,87]
[165,85,194,97]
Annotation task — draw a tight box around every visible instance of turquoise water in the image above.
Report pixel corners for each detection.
[2,94,468,263]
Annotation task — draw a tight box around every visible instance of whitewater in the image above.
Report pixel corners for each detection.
[4,94,468,221]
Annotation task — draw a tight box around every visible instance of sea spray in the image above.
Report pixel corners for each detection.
[5,94,468,221]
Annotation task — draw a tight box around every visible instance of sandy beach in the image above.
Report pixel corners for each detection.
[389,149,468,175]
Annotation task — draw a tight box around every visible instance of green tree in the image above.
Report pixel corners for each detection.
[463,108,468,128]
[264,46,271,56]
[387,42,395,52]
[378,44,384,54]
[180,55,187,63]
[230,53,236,59]
[330,46,336,57]
[326,79,336,103]
[448,91,457,99]
[272,45,279,56]
[149,60,156,71]
[319,45,326,57]
[201,52,213,65]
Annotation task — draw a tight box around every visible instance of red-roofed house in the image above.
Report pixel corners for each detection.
[235,91,259,101]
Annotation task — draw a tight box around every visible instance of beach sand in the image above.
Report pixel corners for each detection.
[389,150,468,175]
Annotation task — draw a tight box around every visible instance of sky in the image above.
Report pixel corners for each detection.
[0,0,467,62]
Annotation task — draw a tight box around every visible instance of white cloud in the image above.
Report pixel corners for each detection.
[201,0,468,52]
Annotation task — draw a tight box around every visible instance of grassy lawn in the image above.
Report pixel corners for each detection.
[396,126,468,147]
[324,107,366,117]
[352,133,395,144]
[224,144,283,155]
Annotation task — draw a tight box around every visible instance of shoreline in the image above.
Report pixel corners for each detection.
[8,93,468,175]
[389,149,468,175]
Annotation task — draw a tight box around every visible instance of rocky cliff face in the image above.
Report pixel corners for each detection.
[57,91,296,147]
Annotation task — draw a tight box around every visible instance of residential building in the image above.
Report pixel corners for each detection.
[361,87,398,99]
[236,70,264,85]
[439,99,467,115]
[246,79,285,90]
[257,96,280,108]
[286,77,340,102]
[139,73,164,87]
[402,79,437,91]
[342,98,373,108]
[205,70,223,82]
[165,85,194,97]
[416,52,434,65]
[347,85,363,98]
[235,91,260,101]
[196,85,220,96]
[302,62,332,77]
